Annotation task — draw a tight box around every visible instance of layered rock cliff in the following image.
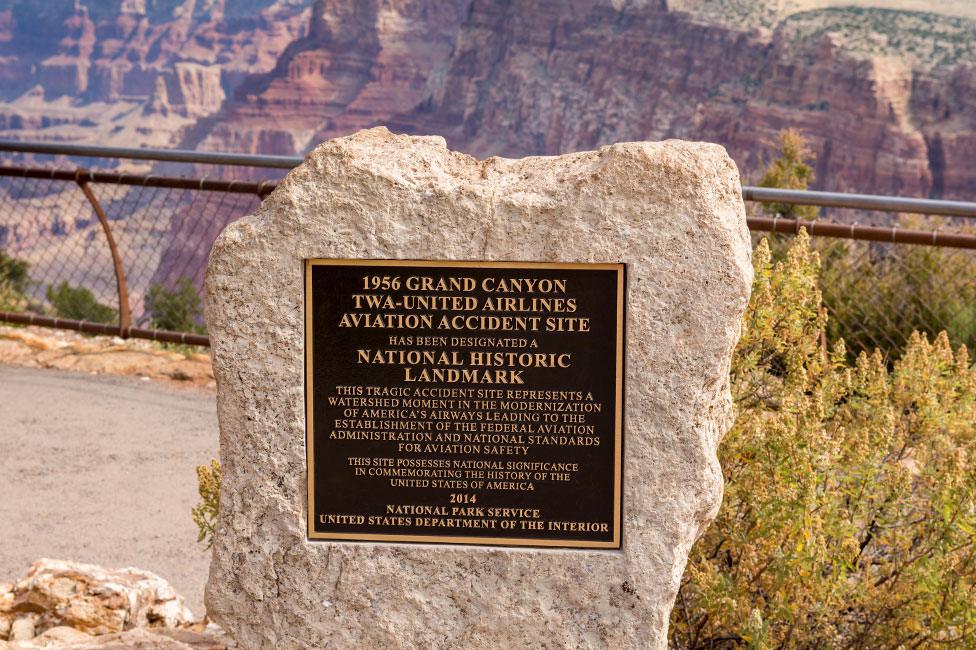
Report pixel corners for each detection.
[182,0,468,156]
[1,0,974,200]
[0,0,312,102]
[173,0,976,200]
[0,0,313,148]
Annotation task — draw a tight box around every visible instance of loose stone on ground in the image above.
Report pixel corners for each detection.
[0,560,234,649]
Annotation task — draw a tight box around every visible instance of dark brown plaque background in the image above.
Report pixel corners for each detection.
[305,259,625,548]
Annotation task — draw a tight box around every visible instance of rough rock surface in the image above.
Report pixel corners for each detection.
[0,559,194,640]
[205,127,752,648]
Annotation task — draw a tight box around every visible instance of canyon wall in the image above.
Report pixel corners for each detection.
[2,0,973,199]
[153,0,976,296]
[182,0,469,156]
[0,0,312,102]
[175,0,976,200]
[0,0,313,148]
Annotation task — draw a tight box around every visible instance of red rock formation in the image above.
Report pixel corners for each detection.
[4,0,973,200]
[908,64,976,200]
[0,1,311,103]
[179,0,975,201]
[384,1,975,200]
[145,62,225,117]
[37,4,97,99]
[152,0,976,305]
[0,1,314,153]
[184,0,468,156]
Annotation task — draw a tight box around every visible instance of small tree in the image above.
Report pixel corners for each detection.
[46,281,117,323]
[758,129,819,220]
[0,250,30,294]
[144,278,205,333]
[0,250,30,312]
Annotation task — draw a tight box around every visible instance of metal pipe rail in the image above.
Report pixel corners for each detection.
[0,139,301,169]
[0,311,210,346]
[0,165,277,196]
[7,162,973,249]
[4,166,975,243]
[748,216,976,249]
[2,139,976,218]
[742,186,976,219]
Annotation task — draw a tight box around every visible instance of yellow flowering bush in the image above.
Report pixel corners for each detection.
[670,232,976,649]
[192,459,221,549]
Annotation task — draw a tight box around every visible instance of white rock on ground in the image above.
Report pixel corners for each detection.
[205,127,753,649]
[0,559,193,639]
[0,560,235,649]
[1,626,236,649]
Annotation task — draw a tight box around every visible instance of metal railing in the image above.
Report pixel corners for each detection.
[1,141,975,353]
[0,139,301,169]
[0,162,269,347]
[4,138,975,215]
[741,187,976,219]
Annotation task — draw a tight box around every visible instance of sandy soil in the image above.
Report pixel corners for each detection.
[0,326,214,388]
[0,365,218,616]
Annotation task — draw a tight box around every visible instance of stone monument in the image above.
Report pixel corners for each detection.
[205,127,752,648]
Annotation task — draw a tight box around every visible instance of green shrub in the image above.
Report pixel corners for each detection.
[46,281,117,323]
[0,279,26,312]
[0,250,29,294]
[144,278,205,334]
[670,232,976,648]
[192,459,221,549]
[0,250,30,312]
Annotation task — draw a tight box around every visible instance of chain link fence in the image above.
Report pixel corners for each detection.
[755,231,976,357]
[0,167,269,344]
[1,159,975,355]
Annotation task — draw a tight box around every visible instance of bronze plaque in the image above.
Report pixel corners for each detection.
[305,259,625,548]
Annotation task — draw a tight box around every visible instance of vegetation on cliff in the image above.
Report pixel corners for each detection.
[45,282,117,324]
[0,250,29,312]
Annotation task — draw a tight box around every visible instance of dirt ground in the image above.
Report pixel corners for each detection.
[0,364,218,617]
[0,326,215,388]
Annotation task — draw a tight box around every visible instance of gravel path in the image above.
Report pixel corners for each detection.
[0,365,218,616]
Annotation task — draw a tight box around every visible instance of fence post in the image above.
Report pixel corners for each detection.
[75,170,132,337]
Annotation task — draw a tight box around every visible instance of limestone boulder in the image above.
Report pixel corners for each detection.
[205,127,752,648]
